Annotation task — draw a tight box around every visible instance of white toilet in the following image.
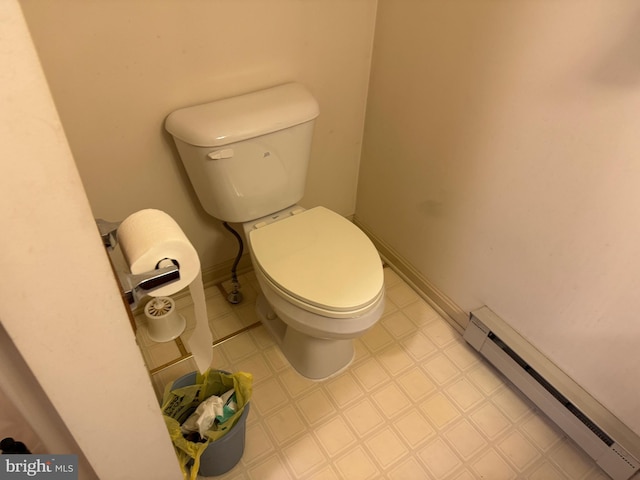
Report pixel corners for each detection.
[165,83,385,379]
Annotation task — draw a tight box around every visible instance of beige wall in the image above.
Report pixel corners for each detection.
[1,2,182,477]
[357,1,640,435]
[20,0,377,270]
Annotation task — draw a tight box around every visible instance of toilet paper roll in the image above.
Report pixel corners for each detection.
[118,209,200,297]
[118,209,212,372]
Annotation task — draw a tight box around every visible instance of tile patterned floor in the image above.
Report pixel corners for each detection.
[136,267,610,480]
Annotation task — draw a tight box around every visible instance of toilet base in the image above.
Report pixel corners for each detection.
[255,294,354,380]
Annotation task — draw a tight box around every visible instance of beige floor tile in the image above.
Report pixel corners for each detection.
[143,267,606,480]
[443,419,488,460]
[352,337,371,364]
[205,294,234,320]
[324,372,365,408]
[296,389,336,426]
[264,404,306,446]
[388,457,434,480]
[423,319,459,347]
[385,281,421,307]
[220,333,259,362]
[343,398,385,437]
[402,299,441,327]
[492,385,534,422]
[282,434,326,478]
[364,426,408,469]
[393,409,435,448]
[520,412,564,452]
[233,352,274,384]
[401,331,438,361]
[527,461,567,480]
[351,357,391,392]
[469,402,512,440]
[305,465,340,480]
[417,437,463,478]
[360,323,394,352]
[145,340,182,368]
[334,445,380,480]
[278,368,318,398]
[445,377,485,412]
[396,366,437,402]
[210,312,246,339]
[242,423,275,466]
[423,353,461,385]
[247,454,293,480]
[466,362,505,395]
[497,430,541,471]
[251,377,289,417]
[470,449,518,479]
[249,324,276,349]
[380,310,418,339]
[371,382,412,420]
[420,392,462,429]
[450,468,478,480]
[313,416,357,458]
[382,267,403,288]
[376,343,415,376]
[262,344,289,372]
[443,340,482,371]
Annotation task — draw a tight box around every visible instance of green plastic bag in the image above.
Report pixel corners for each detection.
[161,370,253,480]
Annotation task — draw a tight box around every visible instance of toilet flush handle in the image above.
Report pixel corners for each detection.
[207,148,234,160]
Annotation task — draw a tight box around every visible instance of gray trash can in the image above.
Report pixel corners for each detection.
[171,371,250,477]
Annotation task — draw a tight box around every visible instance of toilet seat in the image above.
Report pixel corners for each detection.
[248,206,384,318]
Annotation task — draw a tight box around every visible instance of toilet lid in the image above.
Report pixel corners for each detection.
[249,207,384,313]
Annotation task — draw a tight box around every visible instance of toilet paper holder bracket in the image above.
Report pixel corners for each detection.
[96,218,181,308]
[118,266,180,308]
[97,219,120,248]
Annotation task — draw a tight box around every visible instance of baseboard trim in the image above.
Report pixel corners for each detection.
[354,216,469,333]
[200,254,253,289]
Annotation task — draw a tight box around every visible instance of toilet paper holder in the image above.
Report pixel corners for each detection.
[96,218,181,308]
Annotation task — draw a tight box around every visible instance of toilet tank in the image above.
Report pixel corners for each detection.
[165,83,320,223]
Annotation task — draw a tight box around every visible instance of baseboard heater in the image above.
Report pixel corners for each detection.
[464,306,640,480]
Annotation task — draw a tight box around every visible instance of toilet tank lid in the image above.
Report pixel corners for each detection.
[165,82,319,147]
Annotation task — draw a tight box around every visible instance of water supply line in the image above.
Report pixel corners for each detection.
[222,222,243,304]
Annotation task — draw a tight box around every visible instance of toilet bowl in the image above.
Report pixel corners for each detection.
[244,205,385,379]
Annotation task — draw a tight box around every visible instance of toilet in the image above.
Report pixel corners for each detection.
[165,83,385,379]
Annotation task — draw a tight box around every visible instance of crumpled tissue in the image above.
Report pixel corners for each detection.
[180,389,237,438]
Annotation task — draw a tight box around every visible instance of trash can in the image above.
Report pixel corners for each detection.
[162,370,252,478]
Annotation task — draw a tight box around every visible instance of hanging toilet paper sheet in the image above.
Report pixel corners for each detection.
[188,271,213,373]
[118,209,213,372]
